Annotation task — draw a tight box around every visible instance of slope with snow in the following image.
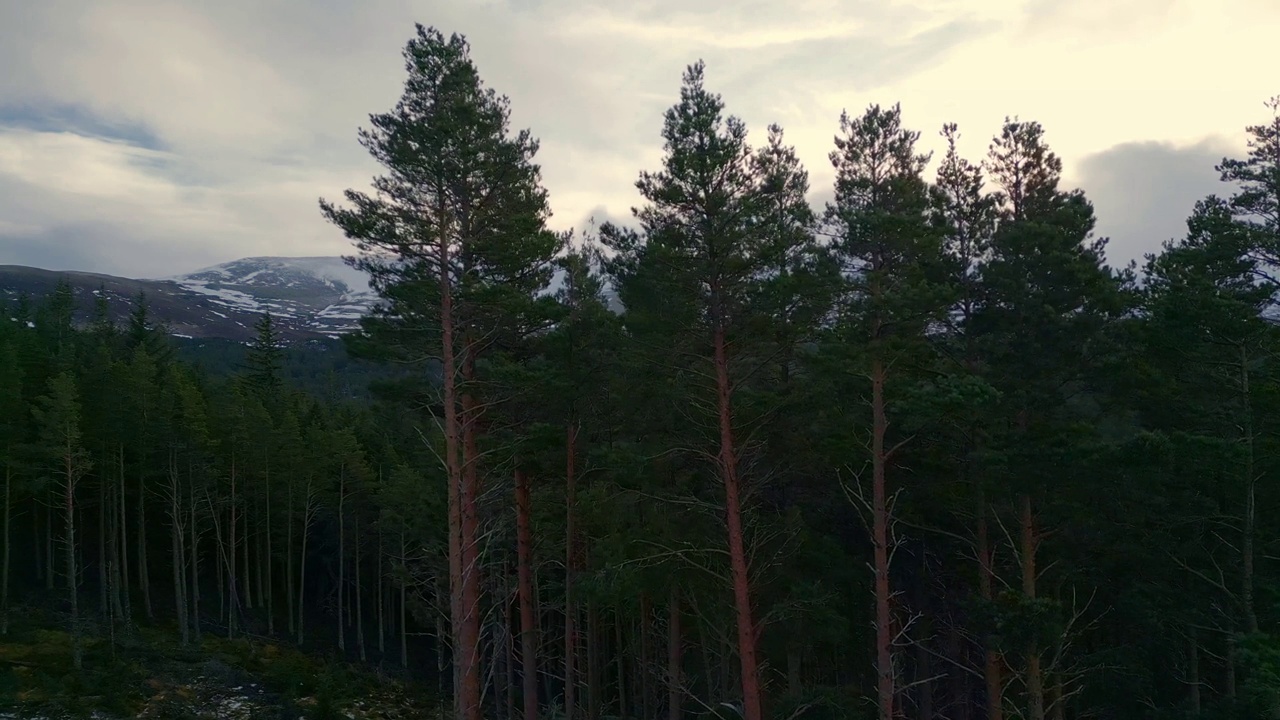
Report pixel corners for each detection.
[162,257,377,337]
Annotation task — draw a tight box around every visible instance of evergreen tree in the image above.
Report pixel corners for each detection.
[821,102,951,720]
[245,312,285,396]
[603,61,832,720]
[33,371,92,670]
[0,328,22,635]
[320,24,561,720]
[975,118,1126,720]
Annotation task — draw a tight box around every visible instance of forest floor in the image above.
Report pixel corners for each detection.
[0,607,441,719]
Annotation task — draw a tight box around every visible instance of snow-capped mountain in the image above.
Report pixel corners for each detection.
[162,257,377,338]
[0,256,377,343]
[1,254,625,343]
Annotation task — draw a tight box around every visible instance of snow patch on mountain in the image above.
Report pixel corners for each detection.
[159,257,376,336]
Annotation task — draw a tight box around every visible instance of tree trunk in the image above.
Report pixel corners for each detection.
[99,475,108,615]
[46,500,54,591]
[400,530,408,668]
[190,487,201,641]
[459,356,485,720]
[1021,495,1043,720]
[170,452,188,645]
[297,483,314,647]
[287,480,295,635]
[265,462,274,636]
[338,466,346,653]
[978,496,1002,720]
[216,513,225,625]
[1188,628,1201,716]
[914,555,933,720]
[229,455,238,638]
[506,591,518,720]
[378,520,385,657]
[119,448,132,628]
[1,463,10,635]
[871,355,894,720]
[616,609,629,719]
[64,442,82,671]
[138,463,153,619]
[516,468,538,720]
[588,601,601,720]
[667,588,682,720]
[1240,344,1259,635]
[356,515,367,662]
[566,425,578,720]
[787,642,801,697]
[437,218,470,720]
[641,594,653,720]
[712,323,763,720]
[244,496,254,611]
[33,505,44,587]
[108,473,125,631]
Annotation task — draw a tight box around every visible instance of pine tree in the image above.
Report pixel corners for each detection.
[603,62,832,720]
[976,118,1125,720]
[320,24,560,720]
[822,102,950,720]
[929,122,1003,720]
[1218,96,1280,274]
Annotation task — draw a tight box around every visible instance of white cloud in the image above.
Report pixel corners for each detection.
[0,0,1274,278]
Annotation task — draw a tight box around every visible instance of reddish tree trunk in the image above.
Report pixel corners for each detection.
[871,356,894,720]
[712,324,762,720]
[516,468,538,720]
[565,424,579,720]
[438,223,466,713]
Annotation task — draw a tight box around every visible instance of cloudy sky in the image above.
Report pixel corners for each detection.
[0,0,1275,278]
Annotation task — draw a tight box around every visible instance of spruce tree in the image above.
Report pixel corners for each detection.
[245,312,285,396]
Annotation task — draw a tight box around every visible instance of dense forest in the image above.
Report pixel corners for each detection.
[4,22,1280,720]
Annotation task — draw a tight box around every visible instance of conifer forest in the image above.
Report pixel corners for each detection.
[6,23,1280,720]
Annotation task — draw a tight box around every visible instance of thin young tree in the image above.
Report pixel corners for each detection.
[34,371,92,671]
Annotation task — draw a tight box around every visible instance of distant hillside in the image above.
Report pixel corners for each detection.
[0,256,377,342]
[0,254,624,344]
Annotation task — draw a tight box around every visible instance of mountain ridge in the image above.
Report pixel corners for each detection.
[0,256,377,342]
[1,254,621,343]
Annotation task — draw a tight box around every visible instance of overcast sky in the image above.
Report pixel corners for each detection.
[0,0,1275,278]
